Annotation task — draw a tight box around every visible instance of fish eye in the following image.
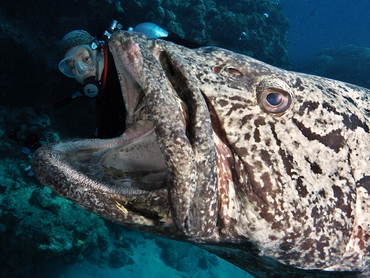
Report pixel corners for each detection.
[256,78,293,115]
[266,92,282,106]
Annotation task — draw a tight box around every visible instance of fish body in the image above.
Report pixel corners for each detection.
[32,31,370,277]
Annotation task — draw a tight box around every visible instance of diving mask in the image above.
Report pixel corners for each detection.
[58,45,96,78]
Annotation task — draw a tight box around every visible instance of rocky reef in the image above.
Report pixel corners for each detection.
[302,45,370,89]
[122,0,290,67]
[0,107,112,275]
[0,107,109,276]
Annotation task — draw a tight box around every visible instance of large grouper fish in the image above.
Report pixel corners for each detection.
[31,31,370,277]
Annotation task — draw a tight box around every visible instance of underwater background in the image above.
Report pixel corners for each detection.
[0,0,369,277]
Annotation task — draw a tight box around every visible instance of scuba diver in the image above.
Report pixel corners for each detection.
[57,21,201,139]
[58,26,125,139]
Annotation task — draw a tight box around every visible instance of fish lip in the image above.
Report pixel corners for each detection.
[31,139,174,228]
[31,124,165,199]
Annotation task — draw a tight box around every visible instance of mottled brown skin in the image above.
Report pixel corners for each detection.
[32,31,370,277]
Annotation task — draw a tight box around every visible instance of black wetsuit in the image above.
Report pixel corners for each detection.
[95,50,126,139]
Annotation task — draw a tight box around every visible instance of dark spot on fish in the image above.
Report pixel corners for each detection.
[240,114,253,127]
[326,88,337,96]
[268,122,281,146]
[304,226,312,237]
[237,147,249,158]
[254,117,266,127]
[305,157,323,174]
[293,77,304,91]
[342,113,369,133]
[315,118,327,125]
[356,176,370,192]
[271,220,284,230]
[322,101,340,115]
[338,85,349,92]
[311,206,320,220]
[301,238,314,251]
[260,150,272,166]
[230,95,244,102]
[282,151,294,177]
[343,96,355,105]
[332,184,345,207]
[317,236,330,261]
[297,101,320,116]
[292,118,344,152]
[296,176,308,197]
[218,99,228,107]
[269,122,295,177]
[260,203,275,223]
[226,103,248,116]
[254,128,261,142]
[196,73,204,80]
[315,84,323,90]
[318,189,326,198]
[280,241,294,251]
[269,235,278,240]
[265,138,271,146]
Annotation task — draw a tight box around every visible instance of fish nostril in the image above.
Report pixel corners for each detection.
[227,67,243,76]
[211,64,243,76]
[212,64,226,74]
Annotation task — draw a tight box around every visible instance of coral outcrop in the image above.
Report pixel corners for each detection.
[302,45,370,89]
[0,107,110,276]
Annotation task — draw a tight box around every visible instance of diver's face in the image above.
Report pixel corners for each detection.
[59,45,105,85]
[66,46,95,84]
[66,47,93,83]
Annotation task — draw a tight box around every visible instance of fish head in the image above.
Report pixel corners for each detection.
[32,31,370,275]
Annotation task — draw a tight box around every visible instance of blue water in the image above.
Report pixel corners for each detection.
[282,0,370,67]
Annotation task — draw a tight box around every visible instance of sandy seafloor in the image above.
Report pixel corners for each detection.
[53,228,253,278]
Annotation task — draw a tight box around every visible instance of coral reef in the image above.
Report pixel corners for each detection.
[123,0,289,67]
[0,107,110,276]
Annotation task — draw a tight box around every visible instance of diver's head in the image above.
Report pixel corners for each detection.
[58,30,105,86]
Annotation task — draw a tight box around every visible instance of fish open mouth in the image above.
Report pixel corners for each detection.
[99,128,168,191]
[32,31,219,233]
[32,31,209,196]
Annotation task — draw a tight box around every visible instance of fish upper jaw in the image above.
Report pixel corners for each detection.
[109,31,220,237]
